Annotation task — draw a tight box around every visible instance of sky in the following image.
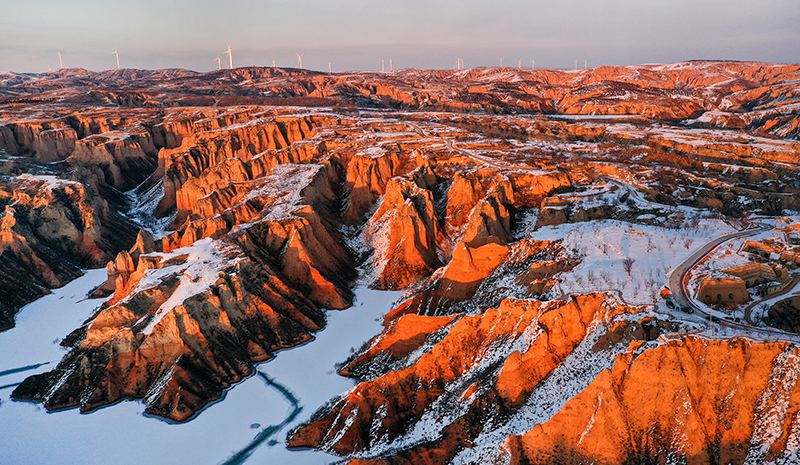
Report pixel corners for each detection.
[1,0,799,73]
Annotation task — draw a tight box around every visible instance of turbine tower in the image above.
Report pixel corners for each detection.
[531,60,535,70]
[215,55,222,70]
[500,57,505,68]
[111,47,120,69]
[390,59,393,71]
[328,62,332,73]
[518,59,522,69]
[58,50,63,69]
[223,43,233,69]
[296,52,304,69]
[382,59,385,72]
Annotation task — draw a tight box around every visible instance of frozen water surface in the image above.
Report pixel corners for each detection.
[0,269,401,465]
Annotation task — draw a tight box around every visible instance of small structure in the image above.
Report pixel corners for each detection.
[742,240,781,259]
[724,262,786,287]
[786,231,800,246]
[782,250,800,268]
[697,277,749,305]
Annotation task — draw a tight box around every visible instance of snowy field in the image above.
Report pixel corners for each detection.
[0,269,401,465]
[534,218,735,305]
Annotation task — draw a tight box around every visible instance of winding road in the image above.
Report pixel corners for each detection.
[667,221,800,340]
[667,222,771,311]
[404,119,800,341]
[742,274,800,325]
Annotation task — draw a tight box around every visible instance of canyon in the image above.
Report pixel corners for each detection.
[1,61,800,463]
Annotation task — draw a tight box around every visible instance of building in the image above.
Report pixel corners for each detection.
[786,231,800,246]
[697,277,749,305]
[742,240,781,259]
[724,262,786,287]
[782,251,800,268]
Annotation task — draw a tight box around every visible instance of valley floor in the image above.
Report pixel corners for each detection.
[0,270,401,465]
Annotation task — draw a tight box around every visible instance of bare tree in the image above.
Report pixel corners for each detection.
[622,257,636,277]
[586,269,595,283]
[683,237,694,250]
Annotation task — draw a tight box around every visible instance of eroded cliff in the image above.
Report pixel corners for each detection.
[2,62,800,464]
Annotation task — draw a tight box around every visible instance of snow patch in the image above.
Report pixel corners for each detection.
[118,238,245,335]
[745,346,800,464]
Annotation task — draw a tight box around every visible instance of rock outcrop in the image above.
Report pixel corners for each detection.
[0,205,83,330]
[13,242,330,421]
[12,129,357,420]
[0,174,136,329]
[504,337,800,465]
[364,177,449,289]
[287,294,647,457]
[2,62,800,465]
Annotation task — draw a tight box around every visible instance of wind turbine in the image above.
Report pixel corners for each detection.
[111,47,120,69]
[215,55,222,70]
[223,43,233,69]
[575,59,578,70]
[584,60,587,69]
[531,60,535,70]
[58,50,63,69]
[296,52,304,69]
[382,59,385,72]
[500,57,505,68]
[272,60,276,67]
[518,59,522,69]
[390,59,393,71]
[328,62,332,73]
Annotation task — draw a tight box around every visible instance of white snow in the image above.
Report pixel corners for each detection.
[228,163,322,235]
[451,312,658,465]
[537,218,734,305]
[227,287,404,465]
[0,269,404,465]
[123,179,176,239]
[745,348,800,464]
[14,174,78,189]
[132,238,245,334]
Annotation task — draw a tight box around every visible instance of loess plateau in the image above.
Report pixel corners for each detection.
[2,61,800,463]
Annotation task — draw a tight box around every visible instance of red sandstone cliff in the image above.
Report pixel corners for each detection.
[503,337,800,465]
[2,63,800,462]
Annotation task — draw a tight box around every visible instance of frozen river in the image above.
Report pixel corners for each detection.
[0,269,401,464]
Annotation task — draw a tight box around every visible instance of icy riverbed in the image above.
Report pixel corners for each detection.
[0,269,401,465]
